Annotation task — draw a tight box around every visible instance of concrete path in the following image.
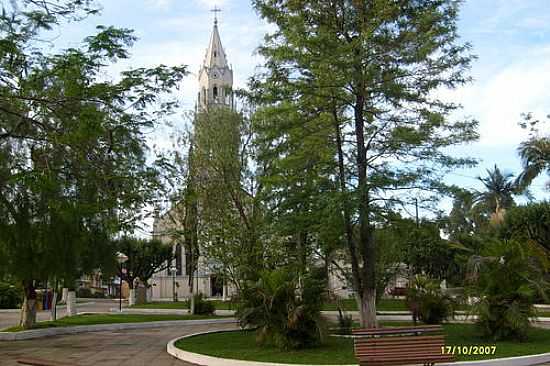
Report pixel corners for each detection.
[0,322,237,366]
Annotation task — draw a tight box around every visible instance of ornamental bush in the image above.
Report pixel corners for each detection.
[236,267,327,349]
[468,240,548,340]
[406,275,455,324]
[192,293,215,315]
[0,282,23,309]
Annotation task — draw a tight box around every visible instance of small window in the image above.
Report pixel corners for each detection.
[214,50,217,58]
[213,86,218,98]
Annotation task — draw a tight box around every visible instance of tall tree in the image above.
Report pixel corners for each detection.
[0,1,186,328]
[251,0,477,327]
[475,165,518,223]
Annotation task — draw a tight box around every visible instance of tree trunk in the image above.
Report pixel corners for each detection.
[61,287,68,303]
[20,280,37,329]
[353,65,377,328]
[66,291,77,316]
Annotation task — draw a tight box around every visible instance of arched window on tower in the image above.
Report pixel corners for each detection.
[202,87,206,105]
[214,50,217,58]
[213,86,218,100]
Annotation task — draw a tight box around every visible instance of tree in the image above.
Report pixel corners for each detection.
[192,106,268,288]
[517,137,550,190]
[500,202,550,255]
[114,237,173,304]
[0,1,186,328]
[251,0,477,327]
[475,165,519,223]
[467,239,548,340]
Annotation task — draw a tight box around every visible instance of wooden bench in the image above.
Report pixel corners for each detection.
[353,325,455,366]
[16,357,79,366]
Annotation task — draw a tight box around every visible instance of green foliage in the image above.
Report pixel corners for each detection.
[237,268,326,349]
[0,282,23,309]
[251,0,477,327]
[406,275,455,324]
[500,202,550,255]
[192,293,215,315]
[0,0,186,328]
[468,240,549,340]
[114,237,174,289]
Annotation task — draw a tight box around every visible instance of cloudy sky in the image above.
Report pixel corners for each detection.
[54,0,550,206]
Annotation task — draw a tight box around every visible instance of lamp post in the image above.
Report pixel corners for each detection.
[116,252,128,312]
[171,265,177,302]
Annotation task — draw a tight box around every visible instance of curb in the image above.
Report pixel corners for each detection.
[167,330,550,366]
[0,318,238,341]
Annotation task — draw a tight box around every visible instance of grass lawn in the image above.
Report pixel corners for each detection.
[175,323,550,364]
[2,313,224,332]
[130,300,238,310]
[321,298,408,312]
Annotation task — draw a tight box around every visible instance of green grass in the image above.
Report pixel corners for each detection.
[2,313,224,332]
[176,323,550,364]
[176,330,355,365]
[130,300,238,310]
[321,298,408,312]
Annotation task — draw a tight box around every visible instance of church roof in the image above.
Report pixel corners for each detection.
[202,22,229,70]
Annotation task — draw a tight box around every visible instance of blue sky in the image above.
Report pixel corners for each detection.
[54,0,550,207]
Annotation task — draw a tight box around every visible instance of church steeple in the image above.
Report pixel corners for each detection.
[198,11,233,111]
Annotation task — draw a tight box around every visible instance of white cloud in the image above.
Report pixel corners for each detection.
[145,0,174,10]
[194,0,229,9]
[442,46,550,147]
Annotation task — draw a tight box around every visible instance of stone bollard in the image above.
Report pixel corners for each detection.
[66,291,77,316]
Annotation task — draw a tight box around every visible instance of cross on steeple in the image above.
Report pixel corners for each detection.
[210,6,222,25]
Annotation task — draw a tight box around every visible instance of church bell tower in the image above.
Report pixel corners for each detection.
[198,11,233,111]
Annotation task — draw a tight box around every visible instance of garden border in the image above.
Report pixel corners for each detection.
[0,317,237,341]
[167,329,550,366]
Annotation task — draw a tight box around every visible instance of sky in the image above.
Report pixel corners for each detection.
[50,0,550,217]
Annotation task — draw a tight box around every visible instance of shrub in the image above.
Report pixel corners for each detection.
[192,293,215,315]
[468,240,548,340]
[236,267,326,349]
[406,275,455,324]
[77,287,93,298]
[0,282,23,309]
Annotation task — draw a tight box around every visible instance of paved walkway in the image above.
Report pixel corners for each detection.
[0,322,237,366]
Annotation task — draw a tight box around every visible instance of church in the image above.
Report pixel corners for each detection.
[149,16,234,301]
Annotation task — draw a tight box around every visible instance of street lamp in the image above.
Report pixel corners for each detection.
[116,252,128,312]
[170,265,177,302]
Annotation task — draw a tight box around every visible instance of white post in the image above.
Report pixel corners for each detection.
[66,291,77,316]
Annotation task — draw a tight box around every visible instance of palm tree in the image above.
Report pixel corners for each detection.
[475,165,518,223]
[517,137,550,190]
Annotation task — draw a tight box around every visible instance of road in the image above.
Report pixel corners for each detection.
[0,299,123,330]
[0,322,237,365]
